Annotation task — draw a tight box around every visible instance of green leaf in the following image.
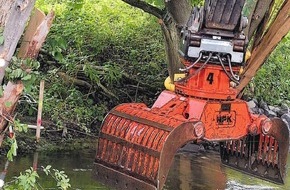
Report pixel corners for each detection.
[5,101,12,107]
[7,138,18,161]
[0,86,3,97]
[5,67,12,73]
[0,35,4,45]
[22,74,32,81]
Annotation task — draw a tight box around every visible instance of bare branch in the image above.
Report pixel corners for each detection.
[121,0,165,19]
[57,72,92,89]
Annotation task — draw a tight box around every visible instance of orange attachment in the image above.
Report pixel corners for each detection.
[95,58,289,189]
[175,62,239,100]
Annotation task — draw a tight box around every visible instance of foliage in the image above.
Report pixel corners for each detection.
[4,165,71,190]
[249,33,290,105]
[5,167,39,190]
[5,57,40,91]
[15,0,166,131]
[9,0,288,139]
[43,165,71,190]
[144,0,203,7]
[5,120,28,161]
[6,137,17,161]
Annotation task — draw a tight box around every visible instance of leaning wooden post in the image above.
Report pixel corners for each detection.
[36,80,44,142]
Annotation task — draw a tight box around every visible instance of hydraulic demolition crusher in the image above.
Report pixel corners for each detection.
[94,0,289,189]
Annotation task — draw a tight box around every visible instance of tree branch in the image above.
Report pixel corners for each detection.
[121,0,165,19]
[165,0,192,27]
[57,72,92,89]
[247,0,273,41]
[237,0,290,94]
[251,1,275,49]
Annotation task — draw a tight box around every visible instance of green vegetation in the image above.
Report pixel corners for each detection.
[251,33,290,105]
[12,0,166,134]
[4,0,290,141]
[1,0,289,188]
[4,165,70,190]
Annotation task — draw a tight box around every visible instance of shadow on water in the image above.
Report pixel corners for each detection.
[0,145,290,190]
[165,144,290,190]
[164,149,227,190]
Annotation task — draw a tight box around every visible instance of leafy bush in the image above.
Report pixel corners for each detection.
[251,33,290,105]
[12,0,166,132]
[4,165,70,190]
[11,0,289,135]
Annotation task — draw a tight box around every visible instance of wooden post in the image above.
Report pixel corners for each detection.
[18,9,55,59]
[36,80,44,142]
[32,152,39,171]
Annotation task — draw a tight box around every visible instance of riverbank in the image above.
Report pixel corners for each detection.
[0,122,99,156]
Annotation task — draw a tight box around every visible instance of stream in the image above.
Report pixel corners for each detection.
[0,147,289,190]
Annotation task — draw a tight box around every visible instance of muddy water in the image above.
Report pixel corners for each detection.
[0,150,109,190]
[165,150,290,190]
[0,148,289,190]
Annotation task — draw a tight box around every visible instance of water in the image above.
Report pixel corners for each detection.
[0,148,290,190]
[0,150,108,190]
[165,150,290,190]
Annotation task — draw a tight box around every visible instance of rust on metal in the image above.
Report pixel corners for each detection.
[220,118,289,184]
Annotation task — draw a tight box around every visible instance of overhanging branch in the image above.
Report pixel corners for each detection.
[121,0,165,19]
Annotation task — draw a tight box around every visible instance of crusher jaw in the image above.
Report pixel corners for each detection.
[94,99,204,190]
[94,91,289,189]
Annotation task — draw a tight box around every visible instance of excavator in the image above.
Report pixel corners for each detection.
[94,0,289,190]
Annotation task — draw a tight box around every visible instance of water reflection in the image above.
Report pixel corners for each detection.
[165,151,226,190]
[0,147,289,190]
[165,146,290,190]
[0,150,108,190]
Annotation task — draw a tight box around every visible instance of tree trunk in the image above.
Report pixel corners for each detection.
[163,0,192,80]
[0,0,14,26]
[0,0,36,83]
[159,20,182,80]
[246,0,273,41]
[165,0,192,27]
[121,0,192,80]
[237,0,290,94]
[0,81,24,146]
